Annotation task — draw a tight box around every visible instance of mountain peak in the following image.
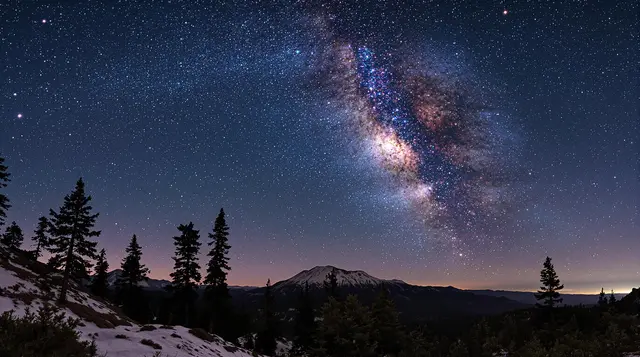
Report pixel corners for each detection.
[277,265,403,288]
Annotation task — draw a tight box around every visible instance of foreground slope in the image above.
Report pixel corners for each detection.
[0,248,259,357]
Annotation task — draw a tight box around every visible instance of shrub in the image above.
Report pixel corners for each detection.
[115,334,128,339]
[140,325,157,331]
[140,338,162,350]
[188,328,215,342]
[0,303,98,357]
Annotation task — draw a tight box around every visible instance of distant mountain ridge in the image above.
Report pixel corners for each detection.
[230,265,528,321]
[106,266,617,309]
[469,289,628,306]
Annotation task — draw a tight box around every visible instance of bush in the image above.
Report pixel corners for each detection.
[140,338,162,350]
[140,325,157,331]
[188,327,215,342]
[0,303,98,357]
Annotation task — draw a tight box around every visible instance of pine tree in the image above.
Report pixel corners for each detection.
[203,208,231,335]
[169,222,201,327]
[31,216,50,259]
[0,155,11,227]
[118,234,149,289]
[292,282,315,355]
[371,288,403,356]
[1,221,24,250]
[256,279,278,356]
[312,295,375,357]
[534,256,564,308]
[323,268,339,300]
[117,234,150,323]
[90,249,109,298]
[48,178,101,303]
[598,288,608,307]
[609,290,617,304]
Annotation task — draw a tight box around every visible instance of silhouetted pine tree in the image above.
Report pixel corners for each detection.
[0,155,10,227]
[323,268,339,300]
[47,178,101,303]
[31,216,50,259]
[116,234,150,322]
[609,290,617,304]
[1,221,23,250]
[371,288,403,356]
[292,282,315,355]
[118,234,149,289]
[312,295,375,357]
[169,222,201,327]
[203,208,231,336]
[90,249,109,298]
[598,288,608,307]
[534,256,564,308]
[256,279,278,356]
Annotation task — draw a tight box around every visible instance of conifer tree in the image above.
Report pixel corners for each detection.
[117,234,150,322]
[203,208,231,335]
[169,222,201,327]
[534,256,564,308]
[609,290,617,304]
[0,155,10,227]
[48,178,101,303]
[598,288,608,307]
[323,268,339,300]
[292,282,315,355]
[256,279,277,356]
[1,221,23,250]
[118,234,149,289]
[371,288,403,356]
[31,216,50,259]
[312,294,375,357]
[90,249,109,298]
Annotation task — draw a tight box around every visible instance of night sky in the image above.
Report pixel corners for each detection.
[1,1,637,293]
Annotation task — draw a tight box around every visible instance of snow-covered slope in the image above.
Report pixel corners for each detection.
[275,265,405,289]
[0,248,260,357]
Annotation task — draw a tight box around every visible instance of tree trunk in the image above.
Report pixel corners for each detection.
[58,237,75,303]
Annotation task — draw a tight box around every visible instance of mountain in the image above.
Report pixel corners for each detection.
[106,269,171,290]
[469,289,627,306]
[0,247,261,357]
[273,265,405,289]
[233,265,527,322]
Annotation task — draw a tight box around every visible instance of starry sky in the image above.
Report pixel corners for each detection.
[1,0,637,294]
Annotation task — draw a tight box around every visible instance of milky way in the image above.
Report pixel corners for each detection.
[311,26,522,251]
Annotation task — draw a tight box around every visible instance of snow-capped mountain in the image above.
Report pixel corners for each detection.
[106,269,171,290]
[274,265,404,289]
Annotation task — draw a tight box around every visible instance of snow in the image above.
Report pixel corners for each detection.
[0,250,262,357]
[277,265,404,288]
[81,325,257,357]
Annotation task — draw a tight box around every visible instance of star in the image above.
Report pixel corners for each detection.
[16,113,22,118]
[42,19,47,23]
[502,9,509,15]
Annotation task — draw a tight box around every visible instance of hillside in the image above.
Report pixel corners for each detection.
[0,247,260,357]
